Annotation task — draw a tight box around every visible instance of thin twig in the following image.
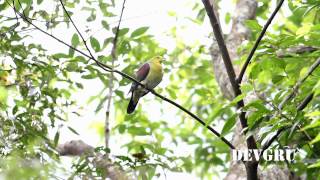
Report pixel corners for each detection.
[0,1,19,37]
[59,0,95,60]
[258,54,320,156]
[12,1,19,24]
[260,92,315,154]
[105,0,126,149]
[10,0,235,150]
[237,0,285,83]
[278,57,320,109]
[58,0,127,150]
[260,56,320,153]
[297,93,314,111]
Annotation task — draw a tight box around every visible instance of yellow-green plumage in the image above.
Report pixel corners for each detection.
[127,56,164,114]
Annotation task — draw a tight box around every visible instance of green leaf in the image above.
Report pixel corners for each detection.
[66,62,78,71]
[81,74,96,79]
[221,114,236,135]
[128,126,150,136]
[272,75,285,84]
[167,88,177,99]
[118,124,126,134]
[0,86,8,103]
[90,37,100,52]
[308,160,320,168]
[54,131,60,147]
[116,28,129,36]
[71,33,80,47]
[52,53,70,59]
[68,126,80,135]
[225,12,231,24]
[75,82,84,89]
[95,95,108,113]
[131,27,149,38]
[101,20,109,30]
[244,100,270,113]
[245,20,262,31]
[114,90,124,99]
[306,111,320,117]
[311,133,320,144]
[229,94,245,106]
[87,11,96,22]
[196,8,205,23]
[69,48,75,57]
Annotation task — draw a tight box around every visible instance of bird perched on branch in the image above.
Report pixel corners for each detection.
[127,56,164,114]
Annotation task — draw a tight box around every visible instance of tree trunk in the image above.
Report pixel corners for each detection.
[209,0,294,179]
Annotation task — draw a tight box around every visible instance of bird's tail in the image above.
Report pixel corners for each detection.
[127,92,139,114]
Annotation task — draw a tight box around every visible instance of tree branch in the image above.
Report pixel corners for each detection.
[237,0,284,83]
[202,0,275,179]
[201,0,236,90]
[10,0,235,150]
[105,0,126,150]
[58,140,94,156]
[278,57,320,109]
[59,0,127,153]
[297,93,314,111]
[58,0,95,60]
[260,57,320,155]
[58,140,131,180]
[201,0,257,150]
[261,92,315,154]
[276,45,319,58]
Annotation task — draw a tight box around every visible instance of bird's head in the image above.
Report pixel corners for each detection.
[151,56,165,64]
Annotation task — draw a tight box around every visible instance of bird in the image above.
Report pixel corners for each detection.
[127,56,164,114]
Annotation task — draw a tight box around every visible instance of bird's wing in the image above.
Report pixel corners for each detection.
[128,62,150,94]
[135,62,150,82]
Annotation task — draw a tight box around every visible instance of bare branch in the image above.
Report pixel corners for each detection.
[58,140,94,156]
[276,45,319,58]
[9,0,235,150]
[59,0,95,60]
[105,0,126,149]
[201,0,237,90]
[59,0,127,151]
[297,93,314,111]
[237,0,285,83]
[58,140,132,180]
[201,0,257,150]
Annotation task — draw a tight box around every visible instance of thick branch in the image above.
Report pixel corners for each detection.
[237,0,284,83]
[10,0,235,150]
[202,0,259,175]
[201,0,257,150]
[58,140,131,180]
[58,140,94,156]
[201,0,236,90]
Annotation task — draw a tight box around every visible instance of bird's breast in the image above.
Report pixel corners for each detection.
[146,63,163,89]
